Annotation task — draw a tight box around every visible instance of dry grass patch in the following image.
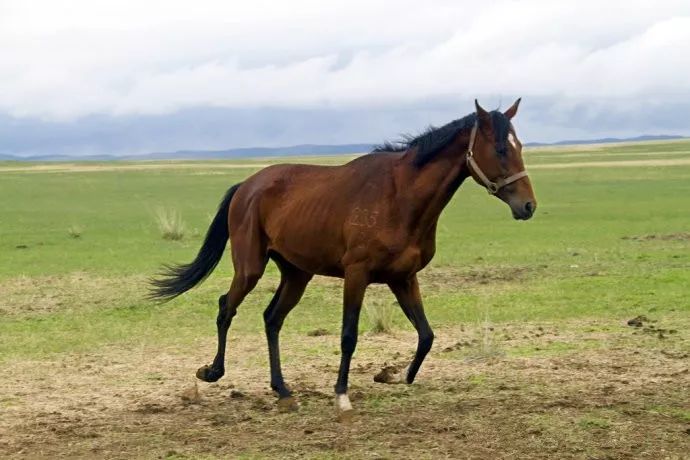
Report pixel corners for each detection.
[155,207,186,241]
[0,272,148,317]
[67,224,84,239]
[364,297,395,334]
[418,264,535,294]
[622,232,690,242]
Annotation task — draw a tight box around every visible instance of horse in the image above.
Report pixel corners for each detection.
[150,99,537,420]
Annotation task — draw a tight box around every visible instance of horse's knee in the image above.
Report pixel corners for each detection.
[341,333,357,355]
[216,294,237,326]
[263,301,277,326]
[244,271,262,291]
[418,330,434,354]
[263,290,282,330]
[264,316,284,338]
[229,265,264,293]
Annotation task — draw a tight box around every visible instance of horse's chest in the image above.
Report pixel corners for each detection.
[381,241,435,277]
[388,246,423,274]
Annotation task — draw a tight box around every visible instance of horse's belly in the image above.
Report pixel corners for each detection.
[267,226,345,277]
[270,246,345,277]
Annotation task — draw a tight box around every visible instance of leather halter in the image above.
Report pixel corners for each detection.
[465,121,529,195]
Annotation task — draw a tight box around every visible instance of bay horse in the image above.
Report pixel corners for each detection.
[150,99,537,420]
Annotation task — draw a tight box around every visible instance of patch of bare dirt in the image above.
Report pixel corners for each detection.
[0,272,147,317]
[627,315,681,338]
[307,328,331,337]
[627,315,649,327]
[0,319,688,459]
[622,232,690,242]
[418,265,535,293]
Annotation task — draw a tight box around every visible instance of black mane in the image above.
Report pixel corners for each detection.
[372,111,511,166]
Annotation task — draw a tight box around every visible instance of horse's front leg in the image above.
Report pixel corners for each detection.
[376,275,434,384]
[334,267,367,421]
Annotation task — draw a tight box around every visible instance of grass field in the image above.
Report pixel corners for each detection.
[1,140,689,459]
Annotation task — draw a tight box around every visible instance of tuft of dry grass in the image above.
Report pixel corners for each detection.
[365,298,395,333]
[67,225,84,239]
[155,207,186,241]
[466,309,505,360]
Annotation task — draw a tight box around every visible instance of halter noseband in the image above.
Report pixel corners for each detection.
[466,121,529,195]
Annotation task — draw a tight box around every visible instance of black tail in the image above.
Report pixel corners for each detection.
[149,183,242,301]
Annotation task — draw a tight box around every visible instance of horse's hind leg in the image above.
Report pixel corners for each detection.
[263,259,312,411]
[196,232,267,382]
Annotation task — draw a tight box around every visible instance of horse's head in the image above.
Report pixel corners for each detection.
[468,99,537,220]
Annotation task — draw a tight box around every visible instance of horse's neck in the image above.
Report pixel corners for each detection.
[398,134,471,237]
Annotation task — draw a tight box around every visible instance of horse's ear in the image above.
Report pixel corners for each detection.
[475,99,491,128]
[504,98,521,120]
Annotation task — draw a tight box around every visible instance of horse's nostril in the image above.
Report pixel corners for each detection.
[525,201,533,214]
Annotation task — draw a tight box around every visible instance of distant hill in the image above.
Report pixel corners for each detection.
[1,136,686,162]
[0,144,374,162]
[0,153,120,162]
[128,143,375,161]
[524,134,684,147]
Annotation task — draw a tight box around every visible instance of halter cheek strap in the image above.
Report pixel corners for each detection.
[466,121,529,195]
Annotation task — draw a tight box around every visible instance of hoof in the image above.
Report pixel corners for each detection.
[335,394,355,423]
[373,365,406,384]
[196,364,224,382]
[277,396,299,413]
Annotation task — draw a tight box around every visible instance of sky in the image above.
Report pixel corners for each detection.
[1,0,690,157]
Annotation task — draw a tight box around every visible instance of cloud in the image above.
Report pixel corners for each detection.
[2,1,690,117]
[0,0,689,154]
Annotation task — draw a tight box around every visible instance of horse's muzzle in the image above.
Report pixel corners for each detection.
[512,201,536,220]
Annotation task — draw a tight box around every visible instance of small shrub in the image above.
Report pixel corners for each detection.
[68,225,84,239]
[365,299,395,334]
[466,309,504,360]
[155,207,186,241]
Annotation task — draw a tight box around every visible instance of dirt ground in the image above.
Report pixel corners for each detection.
[1,320,688,459]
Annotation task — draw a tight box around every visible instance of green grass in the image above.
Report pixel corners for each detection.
[1,142,689,459]
[578,416,611,430]
[1,140,689,361]
[647,406,690,423]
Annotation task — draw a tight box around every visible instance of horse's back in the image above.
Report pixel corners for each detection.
[238,154,399,210]
[229,155,401,275]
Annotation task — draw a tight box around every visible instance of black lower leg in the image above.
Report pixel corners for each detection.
[406,322,434,383]
[262,266,311,400]
[264,285,292,398]
[197,294,236,382]
[266,325,291,397]
[334,307,361,394]
[388,276,434,385]
[212,294,236,369]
